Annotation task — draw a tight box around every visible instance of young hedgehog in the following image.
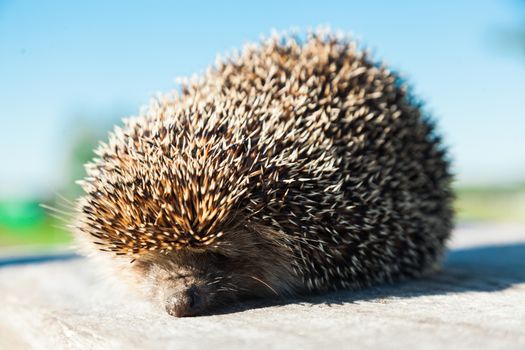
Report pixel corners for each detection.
[76,31,453,317]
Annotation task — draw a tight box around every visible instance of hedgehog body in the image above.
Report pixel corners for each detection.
[76,32,453,316]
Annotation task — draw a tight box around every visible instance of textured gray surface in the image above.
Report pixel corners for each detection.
[0,223,524,350]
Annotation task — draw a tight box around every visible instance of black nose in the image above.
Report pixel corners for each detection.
[165,285,203,317]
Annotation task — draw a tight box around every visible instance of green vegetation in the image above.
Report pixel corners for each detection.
[454,182,525,223]
[0,118,112,250]
[0,201,72,248]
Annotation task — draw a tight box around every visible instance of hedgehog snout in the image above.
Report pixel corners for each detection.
[165,285,204,317]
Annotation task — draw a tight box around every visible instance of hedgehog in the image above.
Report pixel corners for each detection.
[75,31,453,317]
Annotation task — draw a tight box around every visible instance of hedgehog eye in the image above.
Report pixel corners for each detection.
[208,252,229,268]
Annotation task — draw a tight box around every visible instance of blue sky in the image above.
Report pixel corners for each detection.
[1,0,525,198]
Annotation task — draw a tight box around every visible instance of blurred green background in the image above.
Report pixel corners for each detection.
[1,0,524,250]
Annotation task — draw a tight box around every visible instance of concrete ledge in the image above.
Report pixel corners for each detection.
[1,223,524,350]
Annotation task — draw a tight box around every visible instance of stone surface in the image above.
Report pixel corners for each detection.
[0,223,524,350]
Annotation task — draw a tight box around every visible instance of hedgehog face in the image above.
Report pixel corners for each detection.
[133,227,297,317]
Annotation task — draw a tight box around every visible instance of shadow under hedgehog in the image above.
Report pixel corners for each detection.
[75,30,453,317]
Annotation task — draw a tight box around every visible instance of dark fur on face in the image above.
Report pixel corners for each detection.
[132,225,300,316]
